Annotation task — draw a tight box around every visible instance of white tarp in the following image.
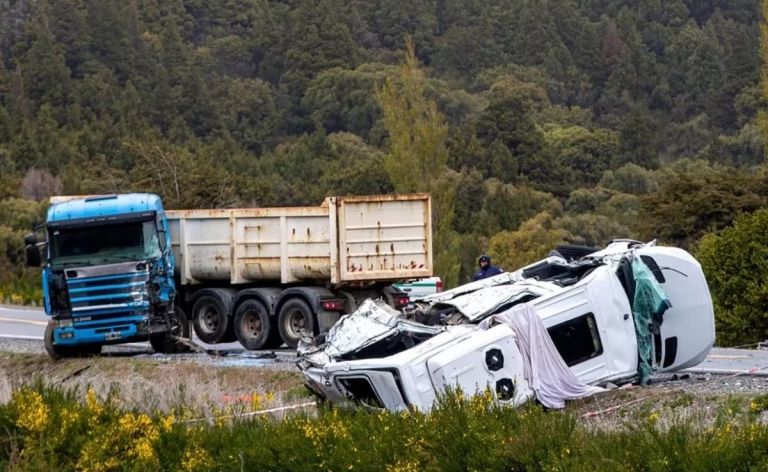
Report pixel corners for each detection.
[478,303,604,409]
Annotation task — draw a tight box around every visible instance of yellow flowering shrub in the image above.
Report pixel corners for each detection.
[11,387,49,433]
[250,392,262,411]
[181,438,213,472]
[386,459,421,472]
[160,414,176,432]
[749,395,768,414]
[77,412,161,471]
[5,385,768,471]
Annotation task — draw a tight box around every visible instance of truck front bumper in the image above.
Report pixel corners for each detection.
[53,317,150,346]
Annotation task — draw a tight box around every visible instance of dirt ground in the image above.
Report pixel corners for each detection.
[0,351,312,418]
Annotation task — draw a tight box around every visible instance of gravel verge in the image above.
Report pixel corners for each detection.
[3,336,768,429]
[0,337,299,370]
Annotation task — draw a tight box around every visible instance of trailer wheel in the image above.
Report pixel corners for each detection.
[151,305,192,354]
[192,291,235,344]
[278,298,315,349]
[234,299,282,350]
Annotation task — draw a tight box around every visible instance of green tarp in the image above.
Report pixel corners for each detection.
[631,258,671,384]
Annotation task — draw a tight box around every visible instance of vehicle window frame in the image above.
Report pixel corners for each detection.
[547,312,604,367]
[49,219,162,266]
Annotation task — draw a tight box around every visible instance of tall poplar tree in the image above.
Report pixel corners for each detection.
[760,0,768,154]
[376,36,460,287]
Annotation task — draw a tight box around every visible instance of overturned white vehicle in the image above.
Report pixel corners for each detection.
[297,241,715,411]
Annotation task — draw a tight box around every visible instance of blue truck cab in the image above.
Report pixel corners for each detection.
[25,194,189,359]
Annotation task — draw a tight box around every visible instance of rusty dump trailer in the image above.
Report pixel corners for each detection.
[166,194,433,348]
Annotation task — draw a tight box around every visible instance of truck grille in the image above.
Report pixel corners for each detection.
[67,271,150,319]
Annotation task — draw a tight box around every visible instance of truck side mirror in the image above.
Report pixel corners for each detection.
[24,233,37,245]
[157,227,167,251]
[25,243,41,267]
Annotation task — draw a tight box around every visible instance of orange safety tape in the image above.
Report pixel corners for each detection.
[582,365,768,419]
[182,401,317,424]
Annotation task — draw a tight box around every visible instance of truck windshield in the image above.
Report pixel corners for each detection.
[50,220,161,267]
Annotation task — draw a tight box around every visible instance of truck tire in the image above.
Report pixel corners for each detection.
[234,299,283,350]
[150,305,192,354]
[277,298,315,349]
[191,290,236,344]
[44,322,76,361]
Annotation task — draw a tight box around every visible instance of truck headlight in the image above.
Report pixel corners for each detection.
[56,319,73,328]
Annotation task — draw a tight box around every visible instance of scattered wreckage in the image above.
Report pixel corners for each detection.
[297,240,715,411]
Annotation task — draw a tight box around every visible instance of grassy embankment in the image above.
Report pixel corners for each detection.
[2,351,768,471]
[0,352,309,414]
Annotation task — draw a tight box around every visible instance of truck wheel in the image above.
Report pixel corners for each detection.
[44,322,72,361]
[192,291,235,344]
[150,305,192,354]
[234,300,283,350]
[278,298,315,349]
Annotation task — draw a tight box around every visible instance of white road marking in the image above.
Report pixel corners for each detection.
[0,333,150,349]
[0,317,47,326]
[0,305,43,313]
[685,367,768,376]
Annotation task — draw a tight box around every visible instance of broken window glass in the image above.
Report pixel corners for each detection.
[337,376,384,408]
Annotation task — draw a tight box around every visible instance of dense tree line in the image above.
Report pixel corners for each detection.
[0,0,765,299]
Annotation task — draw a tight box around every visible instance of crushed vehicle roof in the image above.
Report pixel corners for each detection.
[297,240,715,412]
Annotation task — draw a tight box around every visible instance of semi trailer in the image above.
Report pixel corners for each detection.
[26,193,432,359]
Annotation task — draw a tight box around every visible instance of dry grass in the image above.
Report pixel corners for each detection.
[0,352,310,416]
[569,378,766,433]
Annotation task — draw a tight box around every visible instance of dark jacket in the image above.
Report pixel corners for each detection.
[474,256,503,281]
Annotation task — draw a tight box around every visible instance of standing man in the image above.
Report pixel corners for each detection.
[474,255,503,280]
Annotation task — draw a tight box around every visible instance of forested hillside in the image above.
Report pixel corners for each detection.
[0,0,765,301]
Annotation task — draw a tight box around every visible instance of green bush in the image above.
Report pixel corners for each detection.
[4,386,768,471]
[0,268,42,306]
[0,197,46,306]
[696,209,768,346]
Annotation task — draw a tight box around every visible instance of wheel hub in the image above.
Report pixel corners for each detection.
[286,310,305,336]
[199,305,219,334]
[242,311,262,338]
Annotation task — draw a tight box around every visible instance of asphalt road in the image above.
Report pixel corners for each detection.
[0,304,247,352]
[3,305,768,376]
